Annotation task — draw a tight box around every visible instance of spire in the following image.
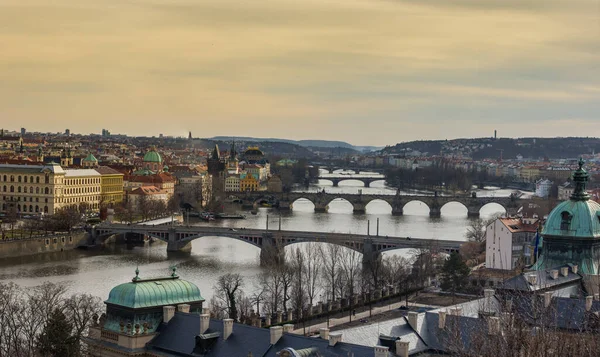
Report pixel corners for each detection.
[132,267,140,282]
[231,140,237,160]
[211,144,220,160]
[570,158,590,201]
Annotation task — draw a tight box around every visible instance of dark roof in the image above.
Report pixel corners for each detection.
[147,312,374,357]
[498,267,582,292]
[95,166,123,175]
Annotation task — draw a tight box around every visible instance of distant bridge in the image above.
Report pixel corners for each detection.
[318,166,386,174]
[232,191,521,218]
[90,224,463,265]
[317,174,386,187]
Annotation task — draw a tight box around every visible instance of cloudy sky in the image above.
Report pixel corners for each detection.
[1,0,599,145]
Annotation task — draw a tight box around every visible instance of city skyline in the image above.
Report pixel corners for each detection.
[1,0,599,145]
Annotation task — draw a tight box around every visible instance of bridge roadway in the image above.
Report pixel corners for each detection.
[91,223,463,265]
[234,191,520,218]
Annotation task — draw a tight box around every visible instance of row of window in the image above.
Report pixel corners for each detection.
[1,203,48,213]
[1,174,49,184]
[3,186,51,194]
[2,196,47,203]
[65,178,100,185]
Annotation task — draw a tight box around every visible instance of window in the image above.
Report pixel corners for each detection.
[10,176,14,182]
[44,187,49,195]
[10,186,14,193]
[18,176,21,183]
[36,177,40,184]
[17,187,21,193]
[30,176,33,183]
[29,187,33,194]
[36,187,39,194]
[2,186,5,192]
[561,211,572,230]
[44,175,49,184]
[23,176,27,183]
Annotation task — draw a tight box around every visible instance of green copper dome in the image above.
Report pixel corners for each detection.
[105,277,204,309]
[83,153,98,162]
[143,148,162,163]
[542,158,600,239]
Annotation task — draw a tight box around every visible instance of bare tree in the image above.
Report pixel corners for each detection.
[213,273,244,321]
[302,243,322,307]
[320,243,342,302]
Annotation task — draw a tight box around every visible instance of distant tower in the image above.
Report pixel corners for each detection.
[65,129,70,136]
[207,145,226,210]
[20,128,26,137]
[188,131,192,140]
[494,130,497,140]
[37,145,44,162]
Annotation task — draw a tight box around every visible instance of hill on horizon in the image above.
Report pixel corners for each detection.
[209,136,382,152]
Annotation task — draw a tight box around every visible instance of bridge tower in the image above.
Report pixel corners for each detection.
[207,144,227,212]
[361,238,382,269]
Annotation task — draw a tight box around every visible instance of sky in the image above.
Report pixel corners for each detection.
[0,0,599,146]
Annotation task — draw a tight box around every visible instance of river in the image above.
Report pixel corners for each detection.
[0,171,529,302]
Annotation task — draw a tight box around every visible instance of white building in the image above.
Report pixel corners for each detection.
[225,175,240,192]
[485,217,538,270]
[557,181,574,201]
[535,179,553,198]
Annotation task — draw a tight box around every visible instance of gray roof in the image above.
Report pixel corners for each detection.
[499,267,582,292]
[147,312,375,357]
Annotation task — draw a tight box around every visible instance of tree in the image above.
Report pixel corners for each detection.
[440,252,471,296]
[465,218,487,243]
[213,273,244,321]
[37,308,76,357]
[319,243,342,302]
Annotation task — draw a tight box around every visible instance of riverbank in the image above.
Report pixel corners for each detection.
[0,231,88,258]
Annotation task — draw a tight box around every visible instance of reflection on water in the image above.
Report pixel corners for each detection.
[0,172,529,301]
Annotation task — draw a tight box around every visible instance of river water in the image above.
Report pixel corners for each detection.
[0,171,528,302]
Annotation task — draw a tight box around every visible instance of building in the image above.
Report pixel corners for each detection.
[128,186,169,206]
[558,181,574,201]
[82,153,99,168]
[206,145,226,208]
[126,148,176,199]
[532,159,600,278]
[224,175,240,192]
[240,173,259,192]
[267,175,283,193]
[535,178,553,198]
[85,270,376,357]
[0,163,105,215]
[485,217,539,270]
[95,166,124,205]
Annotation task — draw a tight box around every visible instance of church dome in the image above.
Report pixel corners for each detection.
[83,153,98,162]
[105,274,204,309]
[143,148,162,163]
[244,147,264,157]
[542,159,600,239]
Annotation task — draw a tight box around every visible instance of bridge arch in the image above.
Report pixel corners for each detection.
[402,200,431,216]
[282,240,363,254]
[290,197,316,212]
[324,197,354,214]
[479,202,507,217]
[440,200,469,217]
[365,199,393,214]
[336,178,368,187]
[318,178,335,186]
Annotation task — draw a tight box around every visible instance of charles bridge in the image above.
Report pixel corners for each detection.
[90,223,463,266]
[234,191,521,218]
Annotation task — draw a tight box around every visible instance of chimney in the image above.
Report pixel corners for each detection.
[572,265,579,274]
[270,326,283,345]
[329,332,343,347]
[550,270,559,280]
[438,311,447,329]
[560,267,569,277]
[282,324,294,333]
[395,340,410,357]
[586,296,593,312]
[452,307,463,316]
[177,304,190,313]
[163,306,175,323]
[319,327,330,340]
[488,316,500,335]
[202,307,211,315]
[527,274,538,285]
[407,312,418,331]
[200,314,210,334]
[506,299,513,311]
[484,289,494,298]
[223,318,233,340]
[595,293,599,301]
[544,292,552,308]
[374,346,389,357]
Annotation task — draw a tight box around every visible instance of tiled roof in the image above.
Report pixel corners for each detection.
[95,166,123,175]
[64,169,101,177]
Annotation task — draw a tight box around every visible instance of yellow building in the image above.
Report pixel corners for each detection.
[520,166,540,182]
[240,174,259,192]
[96,166,125,205]
[0,163,116,215]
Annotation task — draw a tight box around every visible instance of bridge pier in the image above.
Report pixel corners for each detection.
[279,200,291,211]
[332,181,339,187]
[467,210,481,218]
[429,208,441,218]
[362,239,382,270]
[166,230,192,252]
[392,204,403,216]
[314,203,328,213]
[260,233,285,266]
[352,203,366,214]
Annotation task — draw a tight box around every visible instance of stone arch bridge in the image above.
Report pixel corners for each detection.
[237,192,520,217]
[317,175,386,188]
[90,224,463,266]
